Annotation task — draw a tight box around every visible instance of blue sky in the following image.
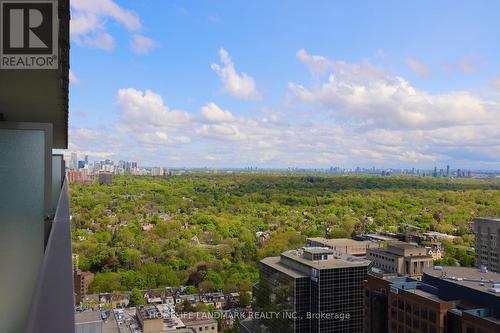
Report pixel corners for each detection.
[68,0,500,169]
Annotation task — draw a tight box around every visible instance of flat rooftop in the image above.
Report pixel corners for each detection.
[389,241,421,250]
[474,217,500,223]
[102,312,120,333]
[307,237,375,247]
[409,288,450,303]
[424,266,500,296]
[137,304,162,319]
[281,249,370,270]
[75,311,101,324]
[364,234,398,241]
[303,247,334,254]
[368,242,431,258]
[180,312,218,325]
[260,256,307,279]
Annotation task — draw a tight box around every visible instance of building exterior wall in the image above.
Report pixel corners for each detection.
[422,273,500,320]
[366,250,402,274]
[74,270,94,305]
[365,272,500,333]
[136,307,164,333]
[462,312,500,333]
[98,172,113,186]
[387,288,453,333]
[315,266,367,332]
[257,258,367,333]
[256,261,304,333]
[306,238,383,256]
[184,321,218,332]
[404,257,433,276]
[474,218,500,273]
[367,245,433,277]
[363,275,391,333]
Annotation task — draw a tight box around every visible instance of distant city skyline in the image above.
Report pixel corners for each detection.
[65,152,500,181]
[68,1,500,169]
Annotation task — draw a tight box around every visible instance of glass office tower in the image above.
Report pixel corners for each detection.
[256,247,370,333]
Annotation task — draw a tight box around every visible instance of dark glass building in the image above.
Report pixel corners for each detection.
[256,247,370,333]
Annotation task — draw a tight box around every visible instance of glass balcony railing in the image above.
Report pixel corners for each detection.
[24,178,75,333]
[0,124,74,333]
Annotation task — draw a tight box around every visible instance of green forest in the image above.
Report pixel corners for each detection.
[70,174,500,294]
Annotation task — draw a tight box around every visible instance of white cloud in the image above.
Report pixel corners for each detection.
[82,32,115,50]
[201,102,236,122]
[71,0,141,32]
[131,34,157,54]
[71,0,155,51]
[116,88,193,146]
[289,49,500,167]
[256,107,289,126]
[296,48,386,81]
[442,55,481,76]
[493,77,500,91]
[69,70,82,84]
[406,58,431,78]
[117,88,193,128]
[66,128,124,160]
[211,48,261,100]
[196,123,246,141]
[289,74,496,131]
[71,128,99,141]
[458,55,480,74]
[67,49,500,168]
[297,48,333,76]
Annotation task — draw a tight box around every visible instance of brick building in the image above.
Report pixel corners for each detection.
[364,266,500,333]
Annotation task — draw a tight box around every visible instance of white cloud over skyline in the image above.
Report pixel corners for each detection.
[115,88,194,148]
[69,49,500,169]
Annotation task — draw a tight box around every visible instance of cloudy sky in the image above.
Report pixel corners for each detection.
[68,0,500,169]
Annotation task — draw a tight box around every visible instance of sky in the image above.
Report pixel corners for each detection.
[68,0,500,169]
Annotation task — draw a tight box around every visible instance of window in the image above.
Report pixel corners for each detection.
[429,310,436,323]
[413,304,420,316]
[405,301,412,313]
[413,317,419,329]
[421,308,428,320]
